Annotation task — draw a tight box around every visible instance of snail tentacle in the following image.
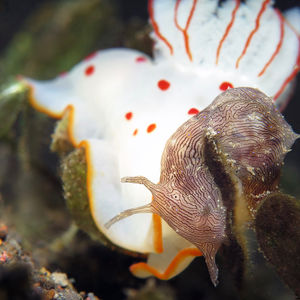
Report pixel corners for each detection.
[121,176,158,191]
[105,203,153,229]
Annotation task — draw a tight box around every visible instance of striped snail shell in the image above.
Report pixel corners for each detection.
[105,87,299,286]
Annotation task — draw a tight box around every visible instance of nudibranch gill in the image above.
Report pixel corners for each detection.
[106,87,299,285]
[22,0,299,284]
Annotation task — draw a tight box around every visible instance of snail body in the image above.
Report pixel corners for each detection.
[106,87,299,285]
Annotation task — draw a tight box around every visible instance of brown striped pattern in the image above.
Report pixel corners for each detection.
[149,88,297,285]
[118,87,298,286]
[206,88,298,215]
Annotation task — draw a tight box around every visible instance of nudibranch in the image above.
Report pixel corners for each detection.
[22,0,299,285]
[106,87,299,285]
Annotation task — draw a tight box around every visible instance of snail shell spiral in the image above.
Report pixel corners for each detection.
[106,87,299,286]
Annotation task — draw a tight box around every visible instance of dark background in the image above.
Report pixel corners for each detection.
[1,0,300,52]
[0,1,299,299]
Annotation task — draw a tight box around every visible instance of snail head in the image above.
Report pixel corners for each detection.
[105,175,225,286]
[104,176,166,229]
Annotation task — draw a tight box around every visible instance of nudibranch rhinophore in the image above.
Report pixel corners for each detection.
[22,0,299,285]
[106,87,299,285]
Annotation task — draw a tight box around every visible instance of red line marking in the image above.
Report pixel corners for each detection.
[284,16,300,38]
[174,0,197,61]
[236,0,270,69]
[258,9,284,77]
[84,52,97,61]
[148,0,174,55]
[133,129,138,136]
[216,0,240,65]
[273,36,300,101]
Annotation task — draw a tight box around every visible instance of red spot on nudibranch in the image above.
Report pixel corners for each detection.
[84,52,97,61]
[125,112,133,120]
[188,108,199,115]
[136,56,147,63]
[147,123,156,133]
[85,65,95,76]
[219,82,234,91]
[236,0,270,68]
[59,71,68,77]
[133,129,138,136]
[158,80,170,91]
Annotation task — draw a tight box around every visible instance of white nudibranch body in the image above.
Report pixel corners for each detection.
[23,0,299,282]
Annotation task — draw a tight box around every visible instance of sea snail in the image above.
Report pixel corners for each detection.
[21,0,300,285]
[105,87,299,286]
